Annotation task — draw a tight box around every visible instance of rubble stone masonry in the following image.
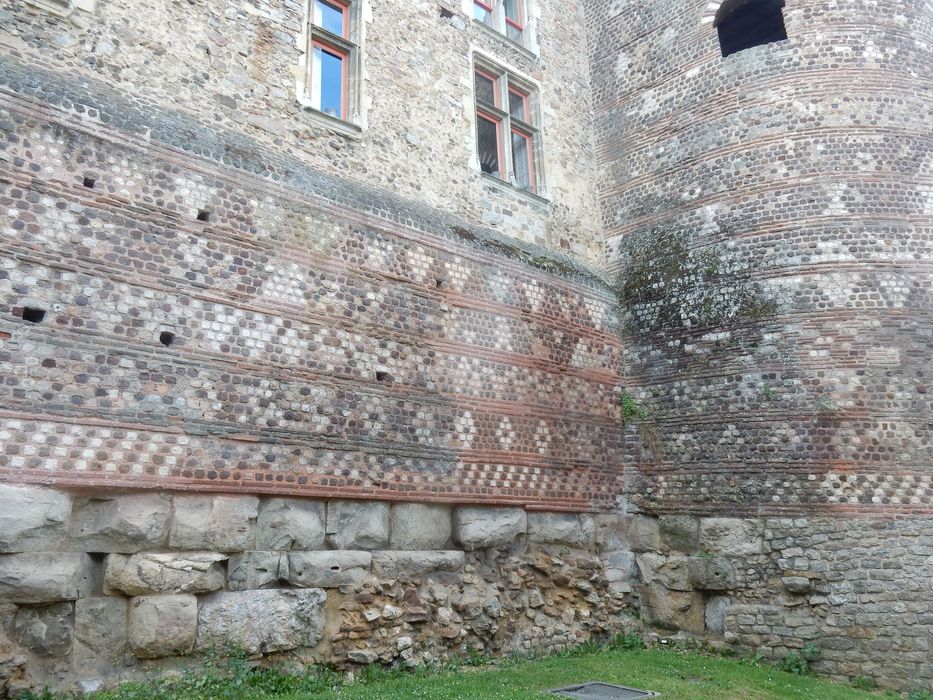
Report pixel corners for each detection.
[0,0,931,694]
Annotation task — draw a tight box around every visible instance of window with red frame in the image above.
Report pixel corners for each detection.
[306,0,355,121]
[473,63,540,194]
[472,0,526,45]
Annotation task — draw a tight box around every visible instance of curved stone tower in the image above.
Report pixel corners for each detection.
[587,0,932,688]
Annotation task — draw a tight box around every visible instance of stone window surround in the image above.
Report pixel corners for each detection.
[469,49,549,204]
[296,0,370,136]
[462,0,540,58]
[23,0,95,17]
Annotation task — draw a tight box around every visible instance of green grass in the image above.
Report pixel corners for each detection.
[71,643,902,700]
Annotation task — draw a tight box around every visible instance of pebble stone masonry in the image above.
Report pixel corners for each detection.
[0,0,931,695]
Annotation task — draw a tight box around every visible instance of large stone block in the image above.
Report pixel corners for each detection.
[170,496,259,552]
[705,595,732,635]
[255,498,325,550]
[0,485,72,553]
[372,551,464,579]
[227,552,286,591]
[12,602,74,656]
[636,553,692,592]
[594,513,626,552]
[128,594,197,659]
[602,549,636,588]
[104,552,227,596]
[74,597,128,673]
[624,516,660,552]
[687,556,736,590]
[325,500,389,549]
[658,515,699,553]
[699,518,765,556]
[454,507,526,550]
[0,553,94,603]
[71,494,171,553]
[389,504,451,549]
[527,513,595,547]
[639,583,705,633]
[196,589,326,654]
[286,551,371,588]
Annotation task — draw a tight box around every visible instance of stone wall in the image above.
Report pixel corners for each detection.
[0,52,624,511]
[0,485,641,695]
[0,0,603,261]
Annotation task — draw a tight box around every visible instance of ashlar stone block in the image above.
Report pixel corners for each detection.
[74,596,128,673]
[12,602,74,656]
[389,504,451,549]
[286,551,371,588]
[0,485,72,553]
[104,552,227,596]
[0,553,94,603]
[255,498,325,550]
[527,513,595,547]
[372,551,464,579]
[70,494,171,553]
[196,589,326,654]
[170,496,259,552]
[639,583,705,633]
[658,515,699,553]
[699,518,765,556]
[227,552,286,591]
[325,500,389,550]
[454,507,526,550]
[128,594,198,659]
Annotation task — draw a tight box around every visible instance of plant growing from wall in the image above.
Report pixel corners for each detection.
[779,643,820,675]
[619,390,648,424]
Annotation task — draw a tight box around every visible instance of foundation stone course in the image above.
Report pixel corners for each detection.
[687,556,736,590]
[389,504,452,550]
[454,507,527,550]
[0,485,72,553]
[325,501,390,550]
[128,594,198,659]
[255,499,326,551]
[196,589,327,654]
[70,495,171,553]
[371,551,465,579]
[73,597,128,674]
[0,554,95,604]
[286,551,372,588]
[639,583,705,634]
[103,552,227,596]
[170,496,259,552]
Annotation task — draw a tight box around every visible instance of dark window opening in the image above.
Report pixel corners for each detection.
[196,209,211,222]
[82,176,96,189]
[159,331,175,347]
[476,115,501,177]
[716,0,787,57]
[22,307,46,323]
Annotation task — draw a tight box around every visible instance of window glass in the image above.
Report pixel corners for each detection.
[503,0,522,41]
[511,130,532,191]
[474,71,497,106]
[508,89,526,121]
[473,0,492,25]
[312,44,345,118]
[314,0,345,36]
[477,116,501,177]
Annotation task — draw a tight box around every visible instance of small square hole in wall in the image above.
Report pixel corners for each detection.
[159,331,175,347]
[82,176,96,189]
[22,307,46,323]
[435,278,444,289]
[196,209,211,222]
[375,371,393,383]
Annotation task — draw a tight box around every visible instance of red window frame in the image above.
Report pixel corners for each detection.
[476,109,505,180]
[310,38,349,120]
[314,0,350,38]
[474,67,500,108]
[502,0,525,34]
[510,126,535,192]
[473,0,493,21]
